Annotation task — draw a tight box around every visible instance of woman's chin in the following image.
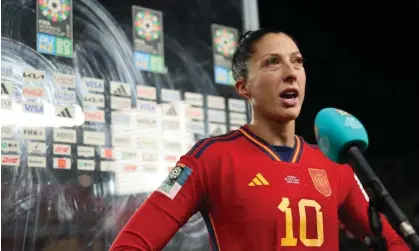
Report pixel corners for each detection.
[274,108,301,122]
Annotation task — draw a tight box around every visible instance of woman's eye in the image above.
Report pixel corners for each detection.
[293,57,304,65]
[265,58,279,66]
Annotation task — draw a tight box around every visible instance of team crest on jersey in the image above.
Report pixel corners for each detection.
[157,163,192,199]
[308,168,332,197]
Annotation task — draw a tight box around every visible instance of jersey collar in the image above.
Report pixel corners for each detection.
[238,125,303,163]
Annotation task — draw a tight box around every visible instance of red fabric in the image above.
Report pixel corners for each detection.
[110,129,409,251]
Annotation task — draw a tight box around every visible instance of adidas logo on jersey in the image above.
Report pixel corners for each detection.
[248,173,270,186]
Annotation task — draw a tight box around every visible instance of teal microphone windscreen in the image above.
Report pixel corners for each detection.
[314,108,369,163]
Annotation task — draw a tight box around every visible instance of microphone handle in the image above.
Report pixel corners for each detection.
[345,146,419,250]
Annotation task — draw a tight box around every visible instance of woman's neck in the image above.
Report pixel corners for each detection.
[248,117,295,147]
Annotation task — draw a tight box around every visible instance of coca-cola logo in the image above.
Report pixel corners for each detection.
[3,157,19,163]
[123,164,137,172]
[84,110,104,122]
[55,146,70,153]
[22,87,45,97]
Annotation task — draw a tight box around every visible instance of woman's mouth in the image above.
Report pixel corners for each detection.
[279,88,299,107]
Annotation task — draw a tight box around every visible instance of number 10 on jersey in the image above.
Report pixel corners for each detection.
[278,197,324,247]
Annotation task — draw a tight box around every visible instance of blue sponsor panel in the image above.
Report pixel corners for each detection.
[37,33,56,55]
[134,51,150,71]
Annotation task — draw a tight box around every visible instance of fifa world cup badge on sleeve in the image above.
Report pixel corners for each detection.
[308,168,332,197]
[157,163,192,199]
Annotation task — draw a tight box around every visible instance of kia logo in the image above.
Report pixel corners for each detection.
[23,72,45,80]
[3,157,18,163]
[56,146,69,152]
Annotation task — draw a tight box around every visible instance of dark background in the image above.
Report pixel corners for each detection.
[259,0,419,154]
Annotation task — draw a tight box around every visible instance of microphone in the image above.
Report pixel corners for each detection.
[314,107,419,250]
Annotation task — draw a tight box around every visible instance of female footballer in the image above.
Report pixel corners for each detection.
[110,28,409,250]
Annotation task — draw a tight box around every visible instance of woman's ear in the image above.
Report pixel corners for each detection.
[235,79,250,99]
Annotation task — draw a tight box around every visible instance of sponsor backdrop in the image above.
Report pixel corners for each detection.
[1,0,245,250]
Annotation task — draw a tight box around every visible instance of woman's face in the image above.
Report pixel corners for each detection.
[236,33,306,122]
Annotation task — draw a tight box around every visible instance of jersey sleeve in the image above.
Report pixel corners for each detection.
[109,154,208,251]
[338,164,410,250]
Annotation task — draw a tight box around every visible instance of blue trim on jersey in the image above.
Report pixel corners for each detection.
[295,136,305,162]
[186,138,207,156]
[201,212,219,251]
[194,133,242,158]
[241,135,277,160]
[187,131,237,157]
[271,145,294,161]
[240,125,304,163]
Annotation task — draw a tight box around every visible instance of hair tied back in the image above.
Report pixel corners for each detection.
[238,31,253,44]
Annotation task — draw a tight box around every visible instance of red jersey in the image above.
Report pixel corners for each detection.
[110,125,409,250]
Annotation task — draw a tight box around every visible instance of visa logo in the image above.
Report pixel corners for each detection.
[138,102,156,112]
[23,104,44,114]
[84,78,104,92]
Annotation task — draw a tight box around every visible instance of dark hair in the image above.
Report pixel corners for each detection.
[231,28,296,81]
